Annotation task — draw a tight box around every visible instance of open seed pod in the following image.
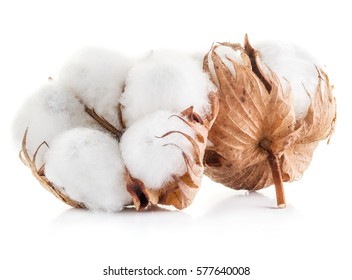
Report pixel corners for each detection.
[16,48,219,212]
[122,94,219,210]
[203,35,336,208]
[19,93,218,211]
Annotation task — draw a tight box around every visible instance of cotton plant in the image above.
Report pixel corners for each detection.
[14,35,336,211]
[14,48,218,211]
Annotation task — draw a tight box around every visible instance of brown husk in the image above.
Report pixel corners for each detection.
[203,35,336,193]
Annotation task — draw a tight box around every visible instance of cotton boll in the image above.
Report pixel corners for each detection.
[12,80,96,168]
[254,41,321,120]
[45,128,131,211]
[120,110,195,190]
[59,48,131,129]
[121,50,214,127]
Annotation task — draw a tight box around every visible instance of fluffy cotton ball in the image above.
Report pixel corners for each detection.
[12,80,96,168]
[120,110,196,190]
[45,128,131,211]
[121,50,214,127]
[254,41,320,120]
[59,47,131,129]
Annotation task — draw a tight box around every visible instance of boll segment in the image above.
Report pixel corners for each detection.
[13,80,96,168]
[45,128,132,211]
[59,47,131,129]
[123,101,219,210]
[120,110,196,190]
[121,50,214,127]
[254,41,320,120]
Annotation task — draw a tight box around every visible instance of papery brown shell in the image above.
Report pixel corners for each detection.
[203,35,336,191]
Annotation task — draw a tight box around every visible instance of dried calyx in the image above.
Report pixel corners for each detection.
[203,35,336,208]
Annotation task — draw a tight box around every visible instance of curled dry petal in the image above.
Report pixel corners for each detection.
[127,93,219,210]
[203,35,336,207]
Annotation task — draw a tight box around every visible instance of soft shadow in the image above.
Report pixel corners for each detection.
[208,191,274,211]
[50,191,301,237]
[51,204,193,230]
[197,191,301,227]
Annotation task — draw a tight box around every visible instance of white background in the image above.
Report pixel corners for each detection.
[0,0,351,279]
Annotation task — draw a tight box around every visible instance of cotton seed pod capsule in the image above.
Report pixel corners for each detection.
[17,49,219,212]
[121,94,219,210]
[203,35,336,208]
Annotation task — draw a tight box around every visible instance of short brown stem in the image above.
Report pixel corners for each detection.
[118,103,126,130]
[85,106,122,140]
[267,151,286,208]
[259,138,286,208]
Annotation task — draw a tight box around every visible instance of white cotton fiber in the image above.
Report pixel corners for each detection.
[120,110,195,190]
[12,80,96,168]
[254,41,320,120]
[59,48,131,129]
[45,128,131,211]
[121,50,214,127]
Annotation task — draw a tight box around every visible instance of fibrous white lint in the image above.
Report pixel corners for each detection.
[45,128,132,212]
[59,47,131,129]
[121,50,214,127]
[254,41,321,120]
[12,80,96,168]
[120,110,196,190]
